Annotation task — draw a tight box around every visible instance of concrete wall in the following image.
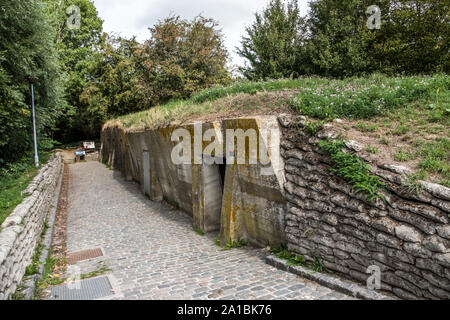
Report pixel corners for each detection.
[278,114,450,300]
[0,153,62,300]
[101,116,286,247]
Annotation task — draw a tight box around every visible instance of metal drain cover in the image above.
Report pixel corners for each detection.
[67,248,103,264]
[49,276,113,300]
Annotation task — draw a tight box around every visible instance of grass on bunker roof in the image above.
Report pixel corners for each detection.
[106,73,449,187]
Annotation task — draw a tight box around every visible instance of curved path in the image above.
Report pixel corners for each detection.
[66,162,352,300]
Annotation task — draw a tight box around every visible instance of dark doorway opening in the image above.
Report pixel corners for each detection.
[218,157,226,188]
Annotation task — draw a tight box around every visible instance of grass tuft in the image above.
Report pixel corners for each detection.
[221,238,247,251]
[193,225,205,236]
[319,139,385,201]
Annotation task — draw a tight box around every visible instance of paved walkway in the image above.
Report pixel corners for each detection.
[66,162,352,300]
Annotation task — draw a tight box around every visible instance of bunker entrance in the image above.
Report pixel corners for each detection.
[143,150,150,196]
[218,157,226,189]
[201,157,226,233]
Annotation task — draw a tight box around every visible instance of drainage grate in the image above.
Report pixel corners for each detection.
[49,276,113,300]
[67,248,103,264]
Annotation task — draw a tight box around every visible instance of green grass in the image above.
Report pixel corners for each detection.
[80,262,111,280]
[290,74,448,120]
[401,171,426,195]
[319,139,385,201]
[270,247,326,273]
[355,122,378,133]
[110,74,448,132]
[10,285,26,300]
[24,219,50,276]
[25,242,45,276]
[417,138,450,187]
[0,153,50,225]
[303,119,325,135]
[193,225,205,236]
[221,238,247,251]
[365,146,379,154]
[34,252,67,299]
[393,150,415,162]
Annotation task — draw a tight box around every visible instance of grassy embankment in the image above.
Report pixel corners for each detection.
[0,153,50,225]
[106,74,449,187]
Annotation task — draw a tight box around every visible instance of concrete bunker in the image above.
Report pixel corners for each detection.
[101,116,286,248]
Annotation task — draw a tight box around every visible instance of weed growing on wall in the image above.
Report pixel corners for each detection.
[270,247,327,274]
[24,219,50,276]
[303,119,325,136]
[319,139,385,201]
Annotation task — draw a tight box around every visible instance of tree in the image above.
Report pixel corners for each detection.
[306,0,448,76]
[138,15,231,105]
[237,0,308,80]
[44,0,104,142]
[371,0,449,74]
[79,36,145,136]
[306,0,377,77]
[0,0,66,165]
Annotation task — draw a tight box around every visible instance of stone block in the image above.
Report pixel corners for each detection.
[395,225,423,243]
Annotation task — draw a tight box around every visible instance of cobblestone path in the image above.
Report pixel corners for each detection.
[66,162,352,300]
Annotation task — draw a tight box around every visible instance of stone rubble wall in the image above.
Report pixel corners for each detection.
[278,114,450,300]
[0,153,62,300]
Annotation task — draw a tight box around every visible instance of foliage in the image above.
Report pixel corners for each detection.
[307,0,377,77]
[271,247,306,266]
[303,119,325,135]
[270,247,326,273]
[319,139,385,201]
[221,238,247,251]
[193,225,205,236]
[44,0,104,143]
[34,252,66,298]
[24,221,48,276]
[137,15,231,106]
[393,150,415,162]
[371,0,450,74]
[0,0,66,165]
[80,261,111,279]
[417,138,450,184]
[401,171,426,195]
[237,0,308,80]
[114,74,447,132]
[189,78,323,104]
[79,36,144,136]
[290,74,449,120]
[238,0,449,79]
[0,152,50,224]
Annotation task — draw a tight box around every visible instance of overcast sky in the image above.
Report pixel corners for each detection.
[91,0,309,67]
